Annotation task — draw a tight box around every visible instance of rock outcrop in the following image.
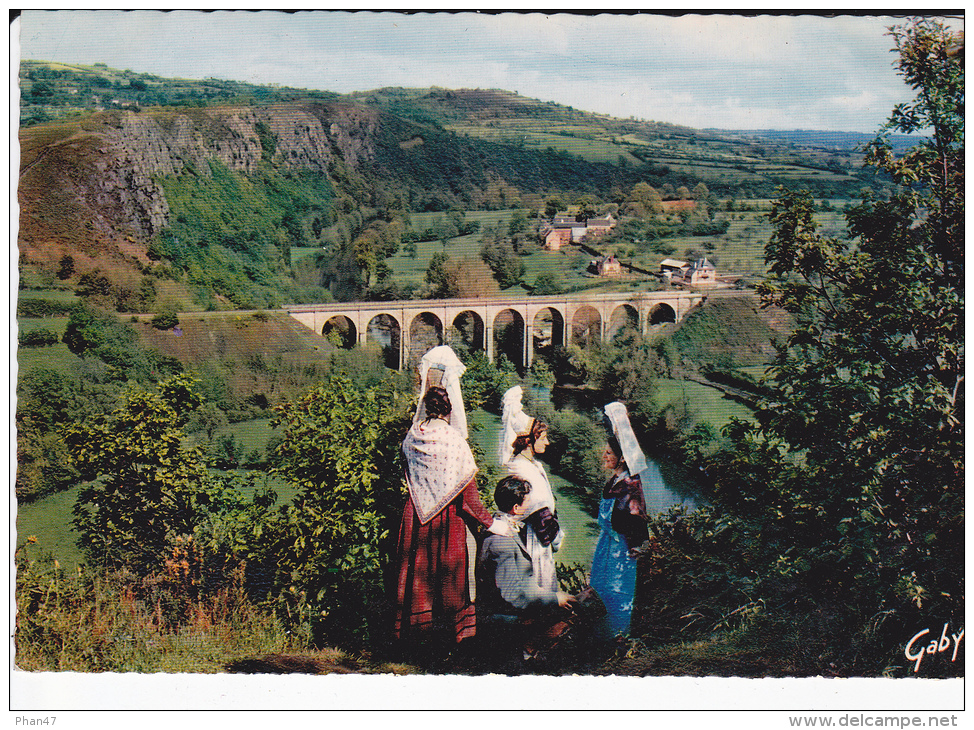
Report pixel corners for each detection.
[19,102,382,254]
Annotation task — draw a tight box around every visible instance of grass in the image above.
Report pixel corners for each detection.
[189,417,278,454]
[290,246,321,266]
[14,547,301,673]
[16,316,70,335]
[15,484,86,570]
[655,377,757,428]
[19,289,79,304]
[407,208,525,232]
[16,324,77,373]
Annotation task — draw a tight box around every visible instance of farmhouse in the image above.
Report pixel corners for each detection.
[593,254,622,277]
[542,224,575,250]
[665,258,718,287]
[660,258,688,279]
[686,258,717,286]
[540,211,617,249]
[584,213,617,235]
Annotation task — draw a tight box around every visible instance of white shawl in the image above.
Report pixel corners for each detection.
[403,418,478,524]
[506,453,561,592]
[506,453,555,516]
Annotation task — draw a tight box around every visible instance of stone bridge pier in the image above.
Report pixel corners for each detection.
[285,290,704,371]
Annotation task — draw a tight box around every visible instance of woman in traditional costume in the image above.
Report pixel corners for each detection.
[590,401,649,637]
[394,347,510,655]
[498,386,563,592]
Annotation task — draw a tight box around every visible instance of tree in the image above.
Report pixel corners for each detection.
[447,257,501,299]
[57,255,75,280]
[575,195,599,219]
[424,251,452,297]
[189,401,229,441]
[425,251,499,299]
[623,182,663,216]
[532,272,563,296]
[480,238,525,289]
[269,375,411,646]
[675,18,963,674]
[544,197,564,219]
[151,306,180,330]
[63,303,132,356]
[66,375,214,575]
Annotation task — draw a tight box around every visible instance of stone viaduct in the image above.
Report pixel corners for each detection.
[286,290,705,370]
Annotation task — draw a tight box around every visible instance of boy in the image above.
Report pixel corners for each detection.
[478,475,579,661]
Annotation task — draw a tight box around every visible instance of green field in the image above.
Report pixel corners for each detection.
[16,322,75,373]
[15,484,85,569]
[407,208,526,232]
[186,417,279,454]
[297,199,850,300]
[655,377,757,428]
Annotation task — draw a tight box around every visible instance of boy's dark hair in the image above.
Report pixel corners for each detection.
[494,475,532,514]
[423,385,452,420]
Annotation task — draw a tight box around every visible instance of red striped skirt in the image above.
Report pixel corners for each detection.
[393,494,477,644]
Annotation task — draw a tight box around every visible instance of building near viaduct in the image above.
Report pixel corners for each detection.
[286,290,704,370]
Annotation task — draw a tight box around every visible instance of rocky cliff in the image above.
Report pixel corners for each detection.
[17,101,380,272]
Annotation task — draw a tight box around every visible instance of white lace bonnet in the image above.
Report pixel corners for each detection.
[498,385,533,465]
[414,345,469,439]
[604,401,647,476]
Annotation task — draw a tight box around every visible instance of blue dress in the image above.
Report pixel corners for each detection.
[590,472,647,637]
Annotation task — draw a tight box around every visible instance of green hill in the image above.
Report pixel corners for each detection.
[17,60,876,316]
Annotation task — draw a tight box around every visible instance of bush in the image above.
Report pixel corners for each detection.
[18,328,59,348]
[457,350,517,414]
[544,409,606,513]
[151,307,180,330]
[17,298,76,318]
[532,272,563,296]
[268,374,412,648]
[65,375,211,575]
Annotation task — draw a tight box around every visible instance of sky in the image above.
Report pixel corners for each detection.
[13,11,961,133]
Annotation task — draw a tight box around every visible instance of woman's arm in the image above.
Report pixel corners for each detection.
[611,476,649,551]
[458,477,494,528]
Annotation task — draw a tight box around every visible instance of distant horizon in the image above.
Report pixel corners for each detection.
[16,11,959,134]
[18,55,928,140]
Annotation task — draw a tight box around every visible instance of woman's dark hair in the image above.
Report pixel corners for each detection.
[494,475,532,514]
[601,412,625,461]
[511,418,548,456]
[423,385,452,420]
[607,435,624,461]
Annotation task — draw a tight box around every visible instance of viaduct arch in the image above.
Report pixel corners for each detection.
[288,291,703,370]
